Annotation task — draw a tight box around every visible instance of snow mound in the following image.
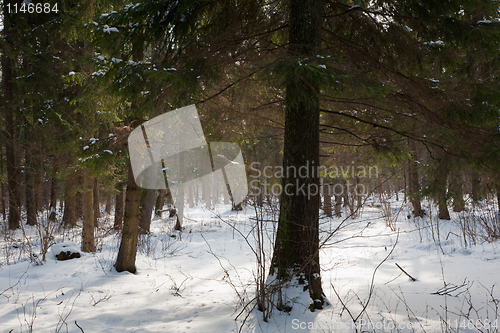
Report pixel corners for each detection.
[50,242,81,261]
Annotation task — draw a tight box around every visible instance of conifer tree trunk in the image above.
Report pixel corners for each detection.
[75,171,84,220]
[2,54,21,230]
[174,185,184,231]
[272,0,324,310]
[115,33,144,273]
[81,168,95,252]
[174,153,185,231]
[139,189,156,234]
[471,171,481,204]
[62,173,77,228]
[496,183,500,216]
[105,192,112,215]
[114,183,126,230]
[0,151,5,220]
[408,139,424,218]
[435,165,450,220]
[49,160,58,221]
[26,165,37,226]
[450,169,465,212]
[115,164,141,273]
[93,178,100,227]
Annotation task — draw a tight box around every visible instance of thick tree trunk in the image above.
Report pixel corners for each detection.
[114,183,126,230]
[115,164,141,273]
[2,55,21,230]
[272,0,324,311]
[139,189,156,234]
[81,168,95,252]
[438,200,450,220]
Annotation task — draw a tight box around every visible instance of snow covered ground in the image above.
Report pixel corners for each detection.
[1,195,499,333]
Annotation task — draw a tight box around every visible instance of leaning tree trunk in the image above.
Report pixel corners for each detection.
[139,189,156,234]
[271,0,324,311]
[115,32,144,273]
[115,164,141,273]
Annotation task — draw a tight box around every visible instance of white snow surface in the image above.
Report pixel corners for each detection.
[0,195,499,332]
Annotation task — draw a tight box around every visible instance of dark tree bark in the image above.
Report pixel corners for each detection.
[93,178,100,227]
[115,33,144,273]
[0,151,5,220]
[471,171,481,204]
[25,160,37,226]
[433,164,450,220]
[81,168,95,252]
[114,183,126,230]
[174,186,184,231]
[49,160,59,221]
[62,173,77,228]
[105,191,112,215]
[75,171,84,220]
[115,164,141,273]
[2,53,21,230]
[408,139,424,218]
[496,183,500,216]
[271,0,324,310]
[448,168,465,212]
